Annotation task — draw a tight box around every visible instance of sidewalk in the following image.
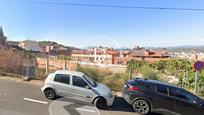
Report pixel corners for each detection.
[0,76,43,86]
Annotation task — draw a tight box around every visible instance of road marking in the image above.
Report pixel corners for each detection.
[49,99,58,115]
[72,108,96,113]
[95,107,101,115]
[24,98,48,104]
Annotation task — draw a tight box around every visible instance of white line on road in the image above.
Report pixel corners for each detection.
[24,98,48,104]
[72,107,96,113]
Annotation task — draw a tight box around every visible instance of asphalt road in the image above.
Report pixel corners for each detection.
[0,79,51,115]
[0,79,166,115]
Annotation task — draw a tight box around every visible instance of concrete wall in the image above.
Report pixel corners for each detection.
[36,58,127,73]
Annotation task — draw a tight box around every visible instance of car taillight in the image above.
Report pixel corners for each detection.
[127,84,139,91]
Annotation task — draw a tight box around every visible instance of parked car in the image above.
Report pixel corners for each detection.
[122,78,204,115]
[41,70,114,109]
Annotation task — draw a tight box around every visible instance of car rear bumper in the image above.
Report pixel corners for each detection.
[122,93,133,105]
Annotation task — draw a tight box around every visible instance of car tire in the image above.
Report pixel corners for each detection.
[132,99,150,115]
[94,97,107,110]
[44,88,56,100]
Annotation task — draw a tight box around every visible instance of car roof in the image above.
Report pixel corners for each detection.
[54,70,84,77]
[134,78,180,89]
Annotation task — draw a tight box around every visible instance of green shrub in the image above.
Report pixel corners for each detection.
[103,73,129,92]
[141,65,159,80]
[78,66,129,91]
[78,66,106,82]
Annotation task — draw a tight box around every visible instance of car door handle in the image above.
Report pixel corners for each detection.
[86,96,91,98]
[55,85,60,87]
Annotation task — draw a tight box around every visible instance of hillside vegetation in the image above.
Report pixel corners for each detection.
[0,45,35,76]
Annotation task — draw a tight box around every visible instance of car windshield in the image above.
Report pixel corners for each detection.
[83,75,97,87]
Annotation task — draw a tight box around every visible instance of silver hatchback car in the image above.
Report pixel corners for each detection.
[41,70,114,109]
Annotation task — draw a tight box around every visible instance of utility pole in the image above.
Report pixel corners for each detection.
[194,53,198,95]
[46,58,48,75]
[182,69,186,88]
[194,70,198,95]
[129,67,132,80]
[64,62,67,70]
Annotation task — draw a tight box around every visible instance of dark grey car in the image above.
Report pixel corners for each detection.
[122,78,204,115]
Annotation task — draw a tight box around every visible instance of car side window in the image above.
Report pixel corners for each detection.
[156,86,168,95]
[169,88,186,100]
[73,76,88,88]
[54,74,70,85]
[169,88,195,102]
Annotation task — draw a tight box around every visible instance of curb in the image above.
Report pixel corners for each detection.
[0,76,43,86]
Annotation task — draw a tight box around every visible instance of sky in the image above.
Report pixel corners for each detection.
[1,0,204,48]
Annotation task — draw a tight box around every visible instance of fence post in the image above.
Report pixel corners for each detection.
[26,66,29,77]
[194,70,198,95]
[46,59,49,75]
[76,62,80,71]
[129,68,132,80]
[64,62,67,70]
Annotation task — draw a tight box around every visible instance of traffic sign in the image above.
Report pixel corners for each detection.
[193,61,204,71]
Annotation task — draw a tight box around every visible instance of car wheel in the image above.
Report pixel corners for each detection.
[94,97,107,109]
[44,88,56,100]
[133,99,150,115]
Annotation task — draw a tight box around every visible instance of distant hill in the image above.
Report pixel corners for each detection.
[38,41,58,46]
[148,45,204,53]
[38,41,79,50]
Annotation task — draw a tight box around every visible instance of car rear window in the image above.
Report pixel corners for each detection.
[127,80,154,91]
[128,80,138,85]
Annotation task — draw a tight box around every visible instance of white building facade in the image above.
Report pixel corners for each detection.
[19,40,39,51]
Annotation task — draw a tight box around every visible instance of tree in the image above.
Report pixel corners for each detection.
[126,59,146,72]
[151,59,195,86]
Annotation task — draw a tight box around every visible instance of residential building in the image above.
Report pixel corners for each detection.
[71,47,116,64]
[7,41,19,46]
[19,40,40,52]
[71,46,174,65]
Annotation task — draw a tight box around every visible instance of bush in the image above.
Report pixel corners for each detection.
[141,65,159,80]
[78,66,129,91]
[103,73,129,91]
[198,87,204,97]
[78,66,107,82]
